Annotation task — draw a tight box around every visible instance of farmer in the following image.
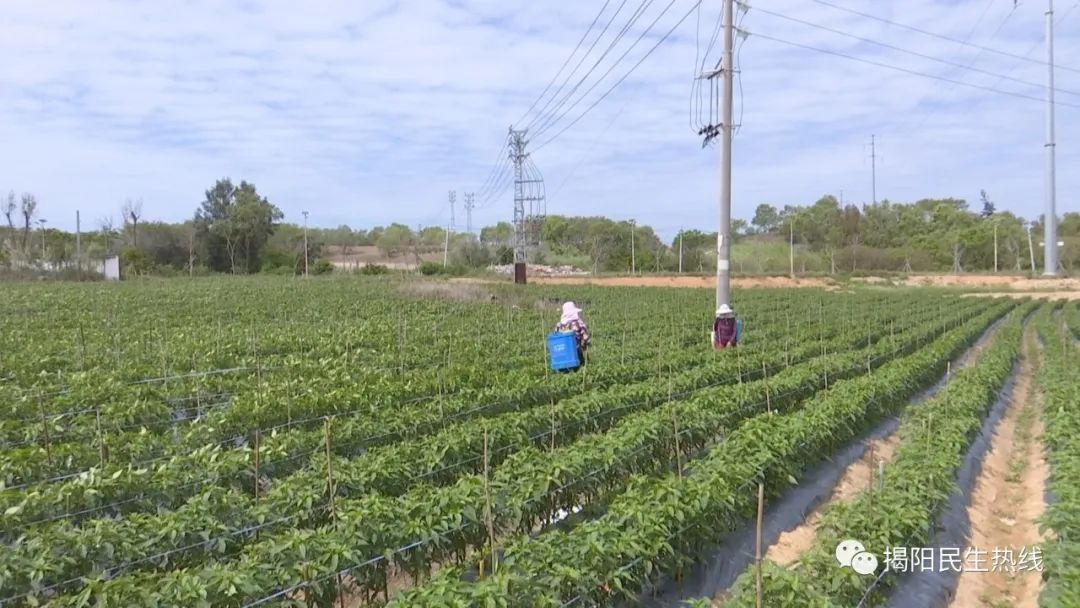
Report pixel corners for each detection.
[713,303,738,349]
[555,301,591,369]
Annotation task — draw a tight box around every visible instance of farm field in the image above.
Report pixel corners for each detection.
[2,277,1079,607]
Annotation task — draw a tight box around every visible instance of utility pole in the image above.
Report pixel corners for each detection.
[464,192,475,235]
[302,210,309,277]
[444,190,456,267]
[75,210,81,271]
[678,230,684,274]
[715,0,735,311]
[630,219,636,274]
[869,135,878,205]
[993,222,998,273]
[789,221,795,278]
[38,218,46,260]
[1028,222,1037,275]
[1044,0,1059,275]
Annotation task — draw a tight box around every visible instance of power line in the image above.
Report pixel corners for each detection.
[514,0,615,128]
[532,0,681,141]
[742,29,1080,109]
[527,0,656,137]
[899,0,1023,134]
[524,0,642,134]
[808,0,1080,75]
[750,5,1080,98]
[535,0,704,151]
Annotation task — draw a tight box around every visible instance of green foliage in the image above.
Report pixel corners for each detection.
[193,178,283,274]
[1035,304,1080,606]
[419,261,468,276]
[725,302,1030,606]
[357,263,389,275]
[312,258,334,275]
[119,246,152,277]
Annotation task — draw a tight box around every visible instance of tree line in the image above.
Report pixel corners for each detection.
[2,183,1077,277]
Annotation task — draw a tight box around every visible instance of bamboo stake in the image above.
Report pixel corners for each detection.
[672,408,683,481]
[253,430,261,503]
[323,420,337,520]
[483,428,497,575]
[755,482,765,608]
[550,398,557,451]
[95,406,108,465]
[38,393,54,469]
[762,361,772,415]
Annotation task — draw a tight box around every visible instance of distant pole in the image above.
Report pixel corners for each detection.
[716,0,735,311]
[445,190,456,267]
[678,231,684,273]
[302,211,309,277]
[993,223,998,273]
[38,218,46,259]
[789,222,795,278]
[1028,222,1037,274]
[1044,0,1059,275]
[630,219,636,274]
[870,135,878,205]
[75,210,82,270]
[464,192,475,235]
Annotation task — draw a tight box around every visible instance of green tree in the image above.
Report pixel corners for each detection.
[751,203,780,234]
[376,223,414,258]
[193,179,283,273]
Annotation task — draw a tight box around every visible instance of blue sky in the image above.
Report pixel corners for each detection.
[1,0,1077,240]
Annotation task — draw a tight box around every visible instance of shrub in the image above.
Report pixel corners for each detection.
[313,259,335,275]
[419,262,468,277]
[357,264,389,276]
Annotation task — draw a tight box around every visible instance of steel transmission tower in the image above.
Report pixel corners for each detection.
[464,192,476,235]
[444,190,456,267]
[508,127,545,284]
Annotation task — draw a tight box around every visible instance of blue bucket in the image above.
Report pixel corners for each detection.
[548,332,581,371]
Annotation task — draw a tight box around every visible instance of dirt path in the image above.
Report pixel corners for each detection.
[758,323,1002,570]
[948,333,1048,608]
[767,434,901,565]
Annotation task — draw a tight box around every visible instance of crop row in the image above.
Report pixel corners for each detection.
[721,301,1030,606]
[1036,303,1080,607]
[0,289,855,485]
[20,298,974,607]
[0,294,969,533]
[386,300,1015,607]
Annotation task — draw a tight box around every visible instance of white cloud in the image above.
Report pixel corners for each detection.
[0,0,1076,239]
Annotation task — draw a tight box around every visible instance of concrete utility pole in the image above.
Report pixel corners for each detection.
[715,0,735,311]
[444,190,456,267]
[630,219,636,274]
[38,218,46,260]
[1028,222,1037,274]
[75,210,81,271]
[869,135,878,206]
[678,230,684,273]
[302,211,309,277]
[993,222,998,273]
[1044,0,1059,275]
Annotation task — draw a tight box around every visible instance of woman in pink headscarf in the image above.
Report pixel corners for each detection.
[555,301,591,367]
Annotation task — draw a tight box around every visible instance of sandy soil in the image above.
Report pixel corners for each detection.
[528,275,840,289]
[761,324,999,569]
[962,291,1080,301]
[948,334,1047,608]
[767,435,902,566]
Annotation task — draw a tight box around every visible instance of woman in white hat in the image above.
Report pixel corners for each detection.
[555,301,591,368]
[713,303,738,349]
